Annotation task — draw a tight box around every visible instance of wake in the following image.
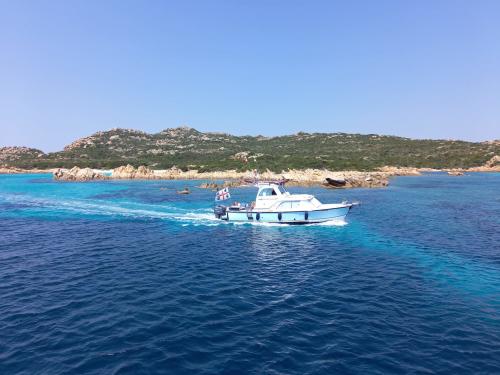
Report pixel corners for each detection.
[2,194,348,227]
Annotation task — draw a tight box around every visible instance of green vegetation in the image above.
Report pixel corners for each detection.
[2,127,499,172]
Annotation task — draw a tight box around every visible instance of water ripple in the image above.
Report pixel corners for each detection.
[0,174,500,374]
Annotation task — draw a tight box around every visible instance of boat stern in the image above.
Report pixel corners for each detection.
[213,205,228,220]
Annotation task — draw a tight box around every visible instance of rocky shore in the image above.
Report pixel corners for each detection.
[444,155,500,175]
[0,167,55,174]
[51,164,420,188]
[4,154,498,188]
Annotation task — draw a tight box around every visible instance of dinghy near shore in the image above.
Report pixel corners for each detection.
[213,180,357,224]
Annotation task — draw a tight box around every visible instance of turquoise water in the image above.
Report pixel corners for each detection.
[1,173,499,374]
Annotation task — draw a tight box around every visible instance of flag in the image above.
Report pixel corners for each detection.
[215,187,231,201]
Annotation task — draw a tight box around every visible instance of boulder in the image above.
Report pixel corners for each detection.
[53,167,108,181]
[112,165,156,179]
[485,155,500,168]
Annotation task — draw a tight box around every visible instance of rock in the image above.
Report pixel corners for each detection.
[448,170,464,176]
[346,175,388,188]
[136,165,155,178]
[198,182,219,189]
[197,180,243,189]
[112,164,156,179]
[0,166,53,174]
[53,167,108,181]
[223,180,244,188]
[112,164,136,179]
[485,155,500,168]
[378,166,421,176]
[231,152,249,163]
[460,155,500,172]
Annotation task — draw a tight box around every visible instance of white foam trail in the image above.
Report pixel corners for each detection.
[315,218,348,226]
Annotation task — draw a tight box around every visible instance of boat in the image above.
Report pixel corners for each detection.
[213,180,357,224]
[177,187,190,195]
[325,177,347,187]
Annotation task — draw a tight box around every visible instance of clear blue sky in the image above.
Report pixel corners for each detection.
[1,0,499,151]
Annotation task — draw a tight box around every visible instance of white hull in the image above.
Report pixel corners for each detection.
[222,204,353,224]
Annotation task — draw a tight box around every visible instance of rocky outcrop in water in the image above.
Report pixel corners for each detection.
[192,169,392,188]
[51,164,398,188]
[111,165,156,179]
[53,167,108,181]
[377,166,422,176]
[447,170,464,176]
[197,180,244,189]
[50,160,500,188]
[333,175,389,188]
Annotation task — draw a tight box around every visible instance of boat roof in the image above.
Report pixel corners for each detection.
[256,181,284,187]
[243,178,289,187]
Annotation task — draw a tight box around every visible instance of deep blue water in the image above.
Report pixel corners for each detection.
[1,173,499,374]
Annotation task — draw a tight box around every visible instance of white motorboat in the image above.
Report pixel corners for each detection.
[213,180,357,224]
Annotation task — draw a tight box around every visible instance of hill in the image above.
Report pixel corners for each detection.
[0,147,46,163]
[2,127,499,172]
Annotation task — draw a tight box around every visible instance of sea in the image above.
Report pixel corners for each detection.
[0,173,499,375]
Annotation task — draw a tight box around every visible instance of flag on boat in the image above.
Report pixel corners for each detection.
[215,187,231,201]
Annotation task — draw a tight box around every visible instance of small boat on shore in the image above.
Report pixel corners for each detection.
[325,177,347,187]
[213,180,357,224]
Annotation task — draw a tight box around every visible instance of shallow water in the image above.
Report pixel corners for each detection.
[1,173,499,374]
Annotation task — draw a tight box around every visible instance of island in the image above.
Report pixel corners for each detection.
[1,127,499,188]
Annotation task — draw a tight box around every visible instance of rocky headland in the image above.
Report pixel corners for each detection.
[444,155,500,175]
[49,154,500,188]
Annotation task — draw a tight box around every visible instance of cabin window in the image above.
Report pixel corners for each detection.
[258,188,274,197]
[278,201,303,210]
[277,185,287,194]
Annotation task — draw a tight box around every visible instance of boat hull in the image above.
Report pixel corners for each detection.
[222,205,352,224]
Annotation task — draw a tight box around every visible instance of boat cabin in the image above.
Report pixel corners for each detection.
[256,183,289,198]
[254,183,321,211]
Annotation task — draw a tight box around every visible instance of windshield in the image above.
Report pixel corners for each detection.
[277,185,287,194]
[258,188,274,197]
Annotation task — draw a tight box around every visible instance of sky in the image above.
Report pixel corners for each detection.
[0,0,499,151]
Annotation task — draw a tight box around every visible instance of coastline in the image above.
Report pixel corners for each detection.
[2,163,499,189]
